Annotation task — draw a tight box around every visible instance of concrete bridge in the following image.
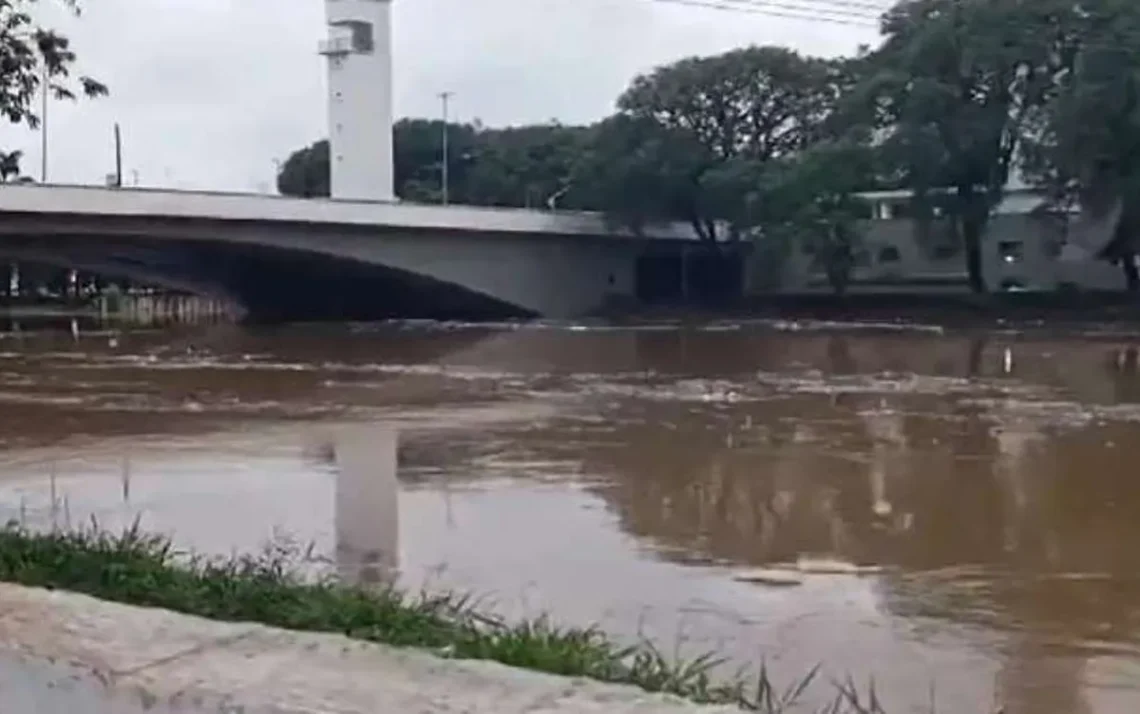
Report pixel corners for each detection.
[0,183,699,321]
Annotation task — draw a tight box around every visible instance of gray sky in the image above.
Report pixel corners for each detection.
[7,0,879,193]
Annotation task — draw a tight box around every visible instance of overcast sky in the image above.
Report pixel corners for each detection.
[6,0,880,193]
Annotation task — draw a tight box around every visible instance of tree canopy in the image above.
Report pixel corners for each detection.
[277,120,591,209]
[843,0,1074,291]
[593,46,845,242]
[0,0,107,178]
[1021,0,1140,286]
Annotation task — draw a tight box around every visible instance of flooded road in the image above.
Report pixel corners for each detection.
[2,316,1140,712]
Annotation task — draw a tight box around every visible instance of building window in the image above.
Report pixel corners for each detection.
[998,241,1023,264]
[349,21,374,53]
[878,246,901,263]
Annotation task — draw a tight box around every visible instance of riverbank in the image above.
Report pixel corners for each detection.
[606,290,1140,328]
[0,525,859,712]
[0,583,738,714]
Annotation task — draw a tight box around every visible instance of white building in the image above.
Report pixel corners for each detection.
[773,185,1126,294]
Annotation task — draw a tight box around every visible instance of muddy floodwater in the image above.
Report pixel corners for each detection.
[3,316,1140,712]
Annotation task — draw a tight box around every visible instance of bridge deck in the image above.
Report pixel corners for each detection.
[0,184,695,241]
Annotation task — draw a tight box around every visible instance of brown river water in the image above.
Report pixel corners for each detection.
[2,315,1140,712]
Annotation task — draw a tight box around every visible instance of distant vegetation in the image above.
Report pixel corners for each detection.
[277,122,594,210]
[280,0,1140,296]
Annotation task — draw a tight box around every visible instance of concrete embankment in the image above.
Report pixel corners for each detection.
[0,583,737,714]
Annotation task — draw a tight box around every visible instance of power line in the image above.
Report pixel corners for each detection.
[715,0,881,21]
[653,0,880,27]
[720,0,892,17]
[654,0,881,26]
[653,0,1140,53]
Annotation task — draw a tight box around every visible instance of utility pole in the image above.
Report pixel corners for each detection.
[438,91,453,205]
[114,123,123,187]
[40,62,48,183]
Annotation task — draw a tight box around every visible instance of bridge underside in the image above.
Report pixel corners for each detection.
[0,235,533,323]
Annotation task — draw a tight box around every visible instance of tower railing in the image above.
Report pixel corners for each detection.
[318,36,353,56]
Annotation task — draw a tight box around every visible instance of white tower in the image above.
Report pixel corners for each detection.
[319,0,395,202]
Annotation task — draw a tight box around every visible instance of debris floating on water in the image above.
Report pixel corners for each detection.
[733,556,890,586]
[795,556,889,575]
[732,569,804,586]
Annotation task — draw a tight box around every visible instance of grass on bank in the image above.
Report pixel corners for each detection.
[0,522,899,713]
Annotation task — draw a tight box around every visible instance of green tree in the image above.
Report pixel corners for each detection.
[464,123,591,209]
[276,139,329,198]
[390,118,478,203]
[1023,0,1140,290]
[0,0,107,175]
[276,121,474,201]
[620,46,838,162]
[582,46,842,241]
[852,0,1068,293]
[569,114,715,236]
[0,150,23,182]
[742,139,875,294]
[276,120,591,208]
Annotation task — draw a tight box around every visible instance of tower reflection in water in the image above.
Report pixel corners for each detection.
[332,424,399,587]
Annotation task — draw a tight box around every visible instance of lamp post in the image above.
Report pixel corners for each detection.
[40,62,48,183]
[438,91,453,205]
[114,123,123,187]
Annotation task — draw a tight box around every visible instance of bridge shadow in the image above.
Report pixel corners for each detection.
[0,235,532,323]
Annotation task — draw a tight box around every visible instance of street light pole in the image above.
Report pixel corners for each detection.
[114,123,123,187]
[438,91,453,205]
[40,62,48,183]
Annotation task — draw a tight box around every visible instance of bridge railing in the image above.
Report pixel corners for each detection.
[0,182,701,241]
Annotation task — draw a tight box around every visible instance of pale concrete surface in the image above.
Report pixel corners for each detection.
[0,183,693,239]
[0,583,740,713]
